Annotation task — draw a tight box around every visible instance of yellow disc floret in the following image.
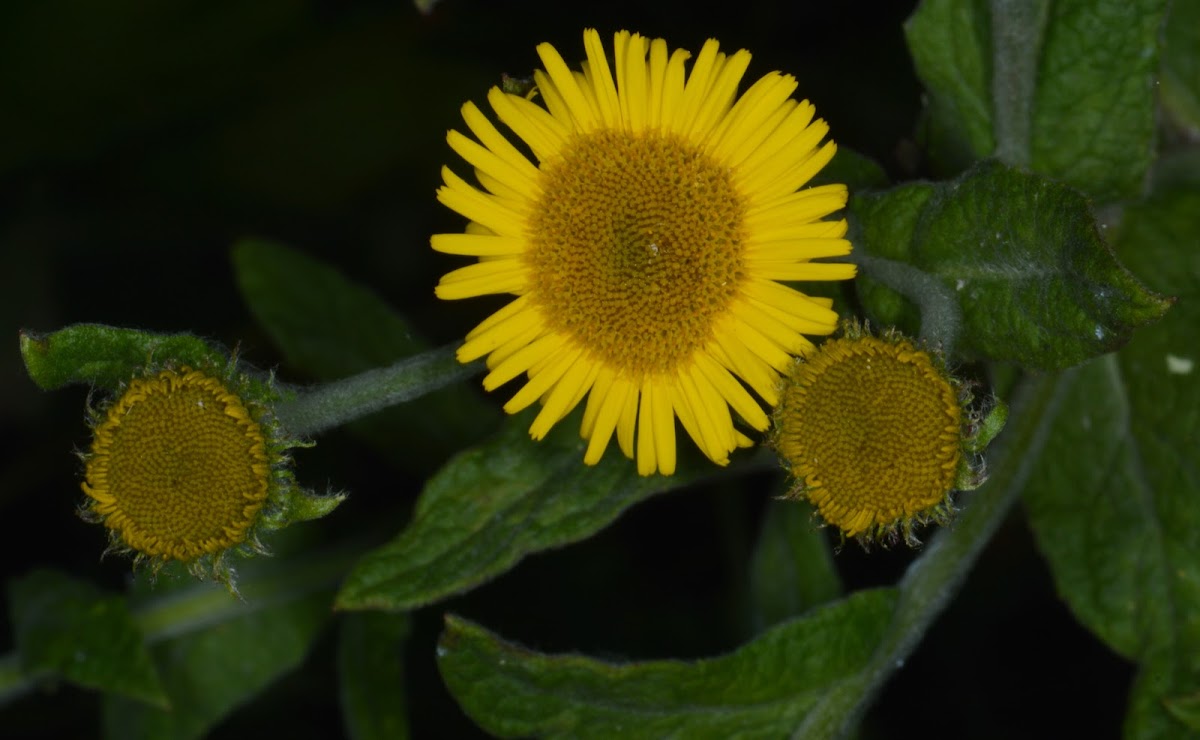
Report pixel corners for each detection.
[774,331,963,543]
[82,368,271,562]
[529,130,745,377]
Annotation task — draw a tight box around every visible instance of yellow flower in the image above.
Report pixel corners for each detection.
[80,365,342,587]
[433,29,854,475]
[773,325,991,545]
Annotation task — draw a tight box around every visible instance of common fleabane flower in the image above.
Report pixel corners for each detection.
[80,362,343,590]
[433,29,854,475]
[773,323,1005,546]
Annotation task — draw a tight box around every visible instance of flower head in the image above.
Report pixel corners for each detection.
[81,363,343,589]
[433,29,854,475]
[772,324,1004,545]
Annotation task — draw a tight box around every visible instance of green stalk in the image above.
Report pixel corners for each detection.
[848,251,964,355]
[273,344,483,438]
[990,0,1052,166]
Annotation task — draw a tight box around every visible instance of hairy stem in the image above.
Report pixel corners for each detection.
[849,251,964,355]
[273,344,483,438]
[990,0,1051,165]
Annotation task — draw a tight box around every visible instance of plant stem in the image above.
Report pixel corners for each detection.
[793,370,1068,739]
[273,344,483,438]
[991,0,1052,166]
[848,251,963,355]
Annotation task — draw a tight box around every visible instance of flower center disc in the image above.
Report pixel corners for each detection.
[527,130,745,377]
[88,371,270,560]
[777,338,962,531]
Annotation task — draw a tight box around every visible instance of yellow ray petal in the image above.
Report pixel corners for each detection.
[505,345,583,416]
[583,29,620,129]
[459,101,541,180]
[437,167,527,237]
[431,233,526,257]
[535,42,599,130]
[483,332,566,390]
[584,378,631,465]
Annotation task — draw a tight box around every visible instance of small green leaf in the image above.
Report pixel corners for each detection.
[1024,176,1200,737]
[1160,0,1200,134]
[338,612,411,740]
[905,0,1167,201]
[336,410,748,611]
[231,238,497,465]
[9,570,166,707]
[853,160,1171,369]
[438,589,898,739]
[746,500,841,633]
[904,0,994,172]
[102,590,333,740]
[19,325,223,391]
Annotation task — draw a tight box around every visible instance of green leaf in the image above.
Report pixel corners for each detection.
[336,409,749,611]
[231,238,497,465]
[103,595,331,740]
[437,589,898,739]
[101,543,354,740]
[19,325,223,391]
[1160,0,1200,134]
[904,0,994,172]
[852,159,1171,369]
[1023,176,1200,738]
[746,500,841,633]
[1028,0,1166,202]
[905,0,1167,201]
[338,612,411,740]
[8,570,166,707]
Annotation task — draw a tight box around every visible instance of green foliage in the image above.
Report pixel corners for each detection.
[338,613,412,740]
[852,160,1171,369]
[19,325,224,392]
[1023,170,1200,739]
[2,547,350,740]
[103,592,332,740]
[904,0,993,171]
[1028,0,1165,202]
[905,0,1167,202]
[336,410,748,611]
[9,571,166,707]
[98,547,351,740]
[232,238,497,464]
[438,589,898,739]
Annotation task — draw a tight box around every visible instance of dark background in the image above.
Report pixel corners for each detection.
[0,1,1131,737]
